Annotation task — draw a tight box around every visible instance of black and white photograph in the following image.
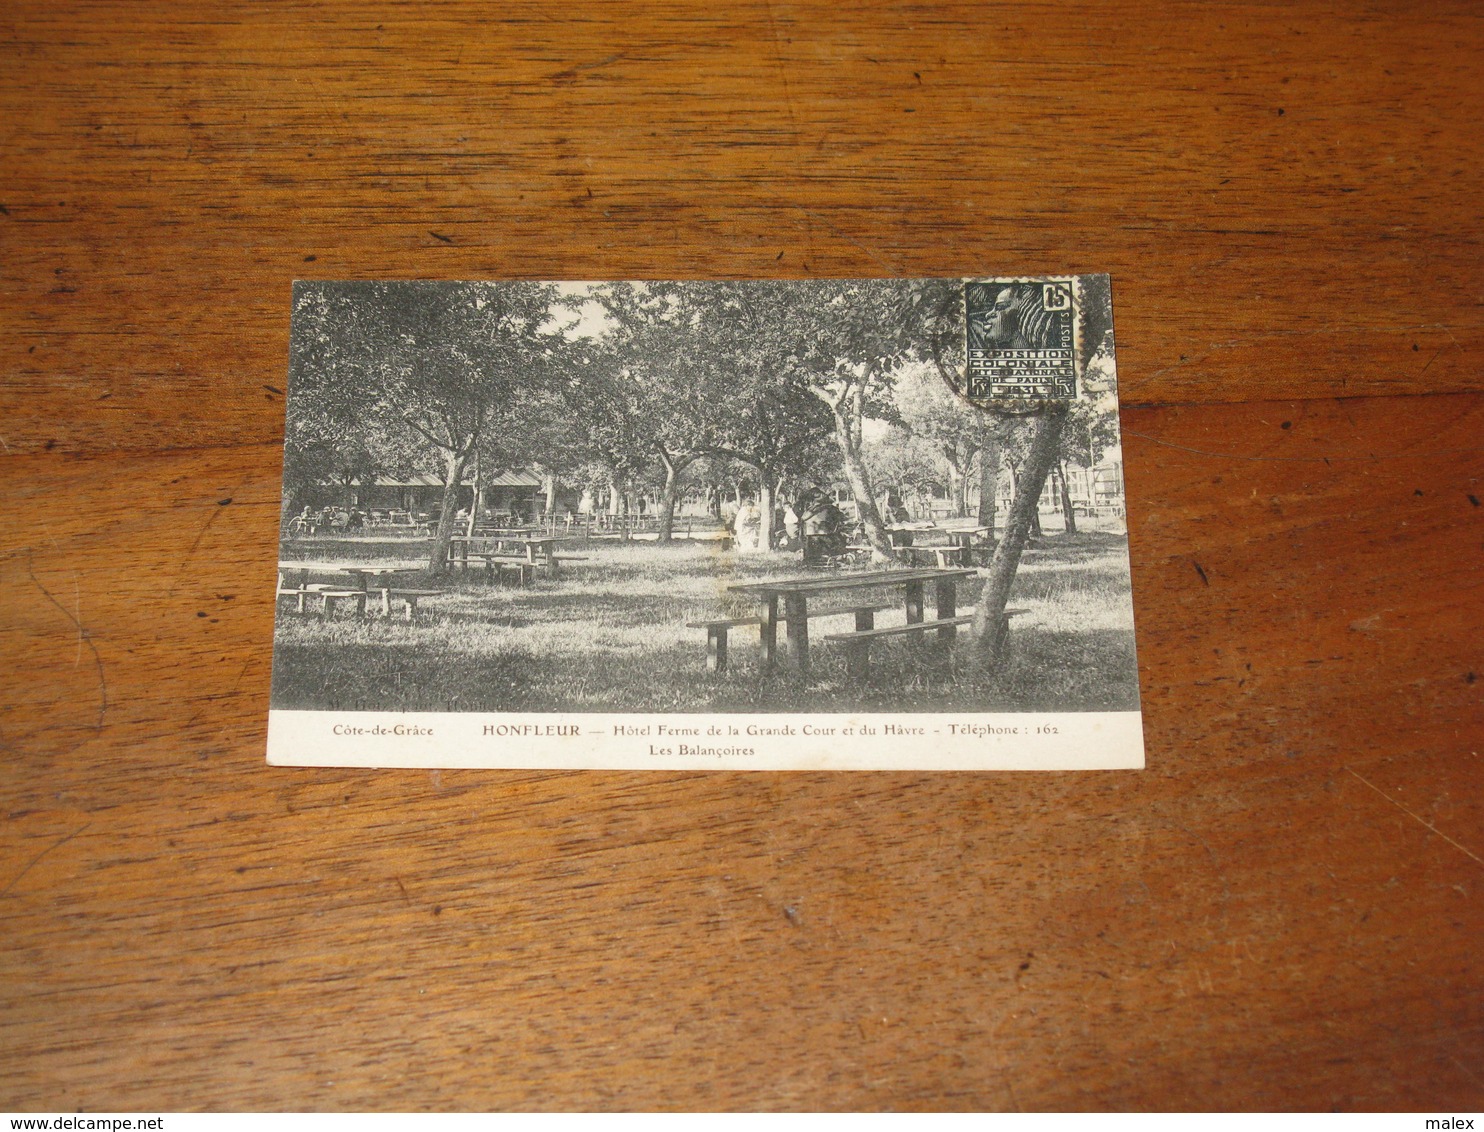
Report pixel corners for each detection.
[268,276,1142,768]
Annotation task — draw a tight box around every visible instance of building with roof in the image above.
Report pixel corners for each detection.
[349,468,547,519]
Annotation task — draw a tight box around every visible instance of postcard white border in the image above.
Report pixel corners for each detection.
[267,710,1143,771]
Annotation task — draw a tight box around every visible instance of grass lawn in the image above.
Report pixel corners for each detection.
[271,530,1140,714]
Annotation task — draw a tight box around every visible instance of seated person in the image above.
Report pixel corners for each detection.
[798,490,848,564]
[884,492,913,546]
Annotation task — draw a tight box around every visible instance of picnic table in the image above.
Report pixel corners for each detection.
[884,521,936,548]
[901,544,970,568]
[451,533,565,564]
[727,567,976,676]
[374,511,432,535]
[945,527,991,548]
[277,561,425,617]
[449,533,585,581]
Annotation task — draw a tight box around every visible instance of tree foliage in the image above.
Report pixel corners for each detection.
[285,277,1122,651]
[287,281,560,568]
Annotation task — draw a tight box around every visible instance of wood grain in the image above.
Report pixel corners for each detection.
[2,0,1481,1112]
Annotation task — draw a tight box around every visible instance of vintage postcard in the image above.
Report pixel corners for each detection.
[267,276,1142,770]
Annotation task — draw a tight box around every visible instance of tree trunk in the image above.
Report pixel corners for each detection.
[1013,458,1042,537]
[828,392,895,561]
[429,449,471,573]
[757,475,774,552]
[954,439,978,519]
[839,441,894,560]
[971,409,1067,662]
[542,472,557,521]
[657,473,678,542]
[978,426,999,535]
[656,451,691,543]
[466,459,482,538]
[1058,460,1077,534]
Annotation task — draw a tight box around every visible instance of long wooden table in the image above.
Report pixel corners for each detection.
[276,562,422,616]
[728,568,976,675]
[449,534,571,577]
[946,527,991,548]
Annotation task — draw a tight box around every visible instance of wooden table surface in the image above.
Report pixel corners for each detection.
[2,0,1479,1112]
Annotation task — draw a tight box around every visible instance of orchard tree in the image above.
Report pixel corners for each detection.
[569,280,923,553]
[1051,346,1123,533]
[458,388,574,534]
[797,279,952,560]
[285,284,416,517]
[681,282,836,551]
[974,412,1016,534]
[555,340,655,520]
[863,424,942,515]
[893,364,994,519]
[281,403,387,515]
[290,281,560,571]
[963,277,1116,660]
[588,282,732,542]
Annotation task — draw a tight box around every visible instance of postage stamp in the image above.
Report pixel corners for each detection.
[965,279,1078,401]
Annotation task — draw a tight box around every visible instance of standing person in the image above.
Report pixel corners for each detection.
[783,499,801,547]
[733,498,761,552]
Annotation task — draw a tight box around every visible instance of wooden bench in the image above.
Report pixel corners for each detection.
[688,603,892,673]
[373,588,445,621]
[486,554,586,581]
[277,581,345,614]
[279,579,445,621]
[824,608,1027,680]
[902,544,969,568]
[459,550,580,582]
[317,588,370,619]
[453,551,525,580]
[276,580,309,604]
